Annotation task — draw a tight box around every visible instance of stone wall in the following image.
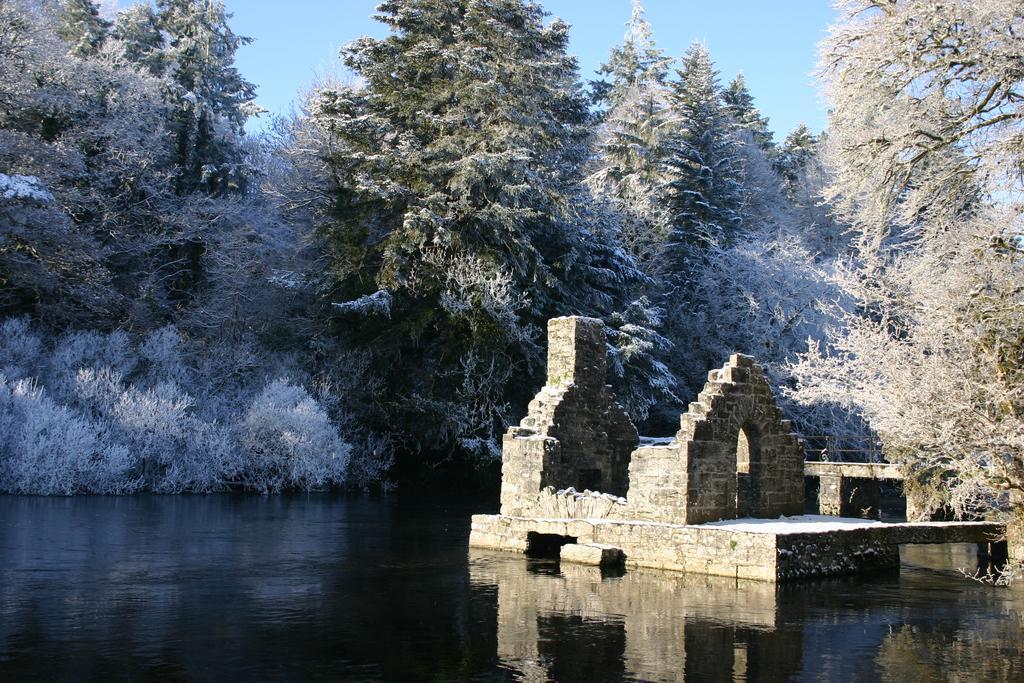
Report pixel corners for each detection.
[501,321,805,525]
[818,474,881,519]
[627,354,805,524]
[470,514,1006,582]
[774,531,899,580]
[470,514,781,581]
[499,317,639,517]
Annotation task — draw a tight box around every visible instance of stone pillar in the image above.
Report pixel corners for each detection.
[1008,494,1023,562]
[546,316,606,389]
[818,475,881,519]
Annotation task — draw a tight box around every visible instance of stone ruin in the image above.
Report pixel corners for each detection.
[474,316,1010,582]
[499,315,805,525]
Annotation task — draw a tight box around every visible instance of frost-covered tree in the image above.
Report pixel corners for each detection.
[776,127,850,259]
[56,0,108,57]
[586,0,673,270]
[662,42,746,257]
[720,77,794,237]
[110,3,165,75]
[819,0,1021,251]
[155,0,259,195]
[776,123,817,196]
[298,0,653,460]
[0,0,164,326]
[722,73,774,155]
[793,0,1024,521]
[650,43,748,397]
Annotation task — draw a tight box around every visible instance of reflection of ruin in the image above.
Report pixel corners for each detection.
[470,316,1007,582]
[469,549,802,682]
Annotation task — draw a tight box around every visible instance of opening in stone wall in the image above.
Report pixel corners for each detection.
[737,424,762,517]
[577,468,602,491]
[525,532,578,558]
[737,425,759,474]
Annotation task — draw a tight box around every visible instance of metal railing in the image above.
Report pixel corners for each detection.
[798,434,885,463]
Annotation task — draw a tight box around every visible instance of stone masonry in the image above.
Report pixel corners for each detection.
[627,354,805,524]
[497,316,803,524]
[499,316,639,517]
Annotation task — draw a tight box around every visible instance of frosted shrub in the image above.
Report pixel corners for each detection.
[50,329,136,392]
[71,368,240,493]
[0,318,363,494]
[112,379,239,494]
[138,326,190,386]
[0,375,139,494]
[239,380,350,493]
[0,318,42,380]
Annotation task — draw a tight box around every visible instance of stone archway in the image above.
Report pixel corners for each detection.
[627,354,805,524]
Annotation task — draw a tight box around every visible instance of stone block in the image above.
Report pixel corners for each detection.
[723,366,750,383]
[560,543,625,567]
[818,475,881,519]
[546,316,606,389]
[730,353,756,368]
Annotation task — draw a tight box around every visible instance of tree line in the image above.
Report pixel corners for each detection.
[0,0,1020,526]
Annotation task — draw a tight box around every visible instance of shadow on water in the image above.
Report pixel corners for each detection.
[1,494,1022,681]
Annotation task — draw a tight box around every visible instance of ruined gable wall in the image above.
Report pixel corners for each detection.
[499,317,639,516]
[628,354,804,524]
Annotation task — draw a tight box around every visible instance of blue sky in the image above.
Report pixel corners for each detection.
[222,1,837,139]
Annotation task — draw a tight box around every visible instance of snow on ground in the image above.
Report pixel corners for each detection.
[704,514,989,534]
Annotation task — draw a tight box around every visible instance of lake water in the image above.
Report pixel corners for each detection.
[1,494,1021,681]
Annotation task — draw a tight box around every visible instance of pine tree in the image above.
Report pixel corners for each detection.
[112,4,165,76]
[776,123,818,196]
[155,0,259,195]
[56,0,109,58]
[305,0,650,459]
[662,42,745,258]
[591,0,669,111]
[722,73,774,154]
[654,43,748,397]
[586,0,672,271]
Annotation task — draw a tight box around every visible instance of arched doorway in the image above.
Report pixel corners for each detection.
[736,424,761,518]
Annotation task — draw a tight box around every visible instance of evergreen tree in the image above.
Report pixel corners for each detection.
[591,0,669,111]
[655,43,748,397]
[304,0,649,459]
[662,42,745,258]
[155,0,259,195]
[586,0,672,271]
[111,4,165,76]
[776,123,818,196]
[56,0,108,58]
[722,73,774,154]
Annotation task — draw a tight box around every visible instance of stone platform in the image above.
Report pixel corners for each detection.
[469,513,1005,582]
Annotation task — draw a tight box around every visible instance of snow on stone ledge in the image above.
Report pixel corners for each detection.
[703,514,989,534]
[638,435,674,446]
[0,174,54,203]
[332,289,392,318]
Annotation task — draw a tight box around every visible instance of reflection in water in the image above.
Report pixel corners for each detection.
[471,552,801,681]
[1,495,1022,680]
[471,543,1024,682]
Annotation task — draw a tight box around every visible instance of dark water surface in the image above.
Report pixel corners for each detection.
[1,494,1021,681]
